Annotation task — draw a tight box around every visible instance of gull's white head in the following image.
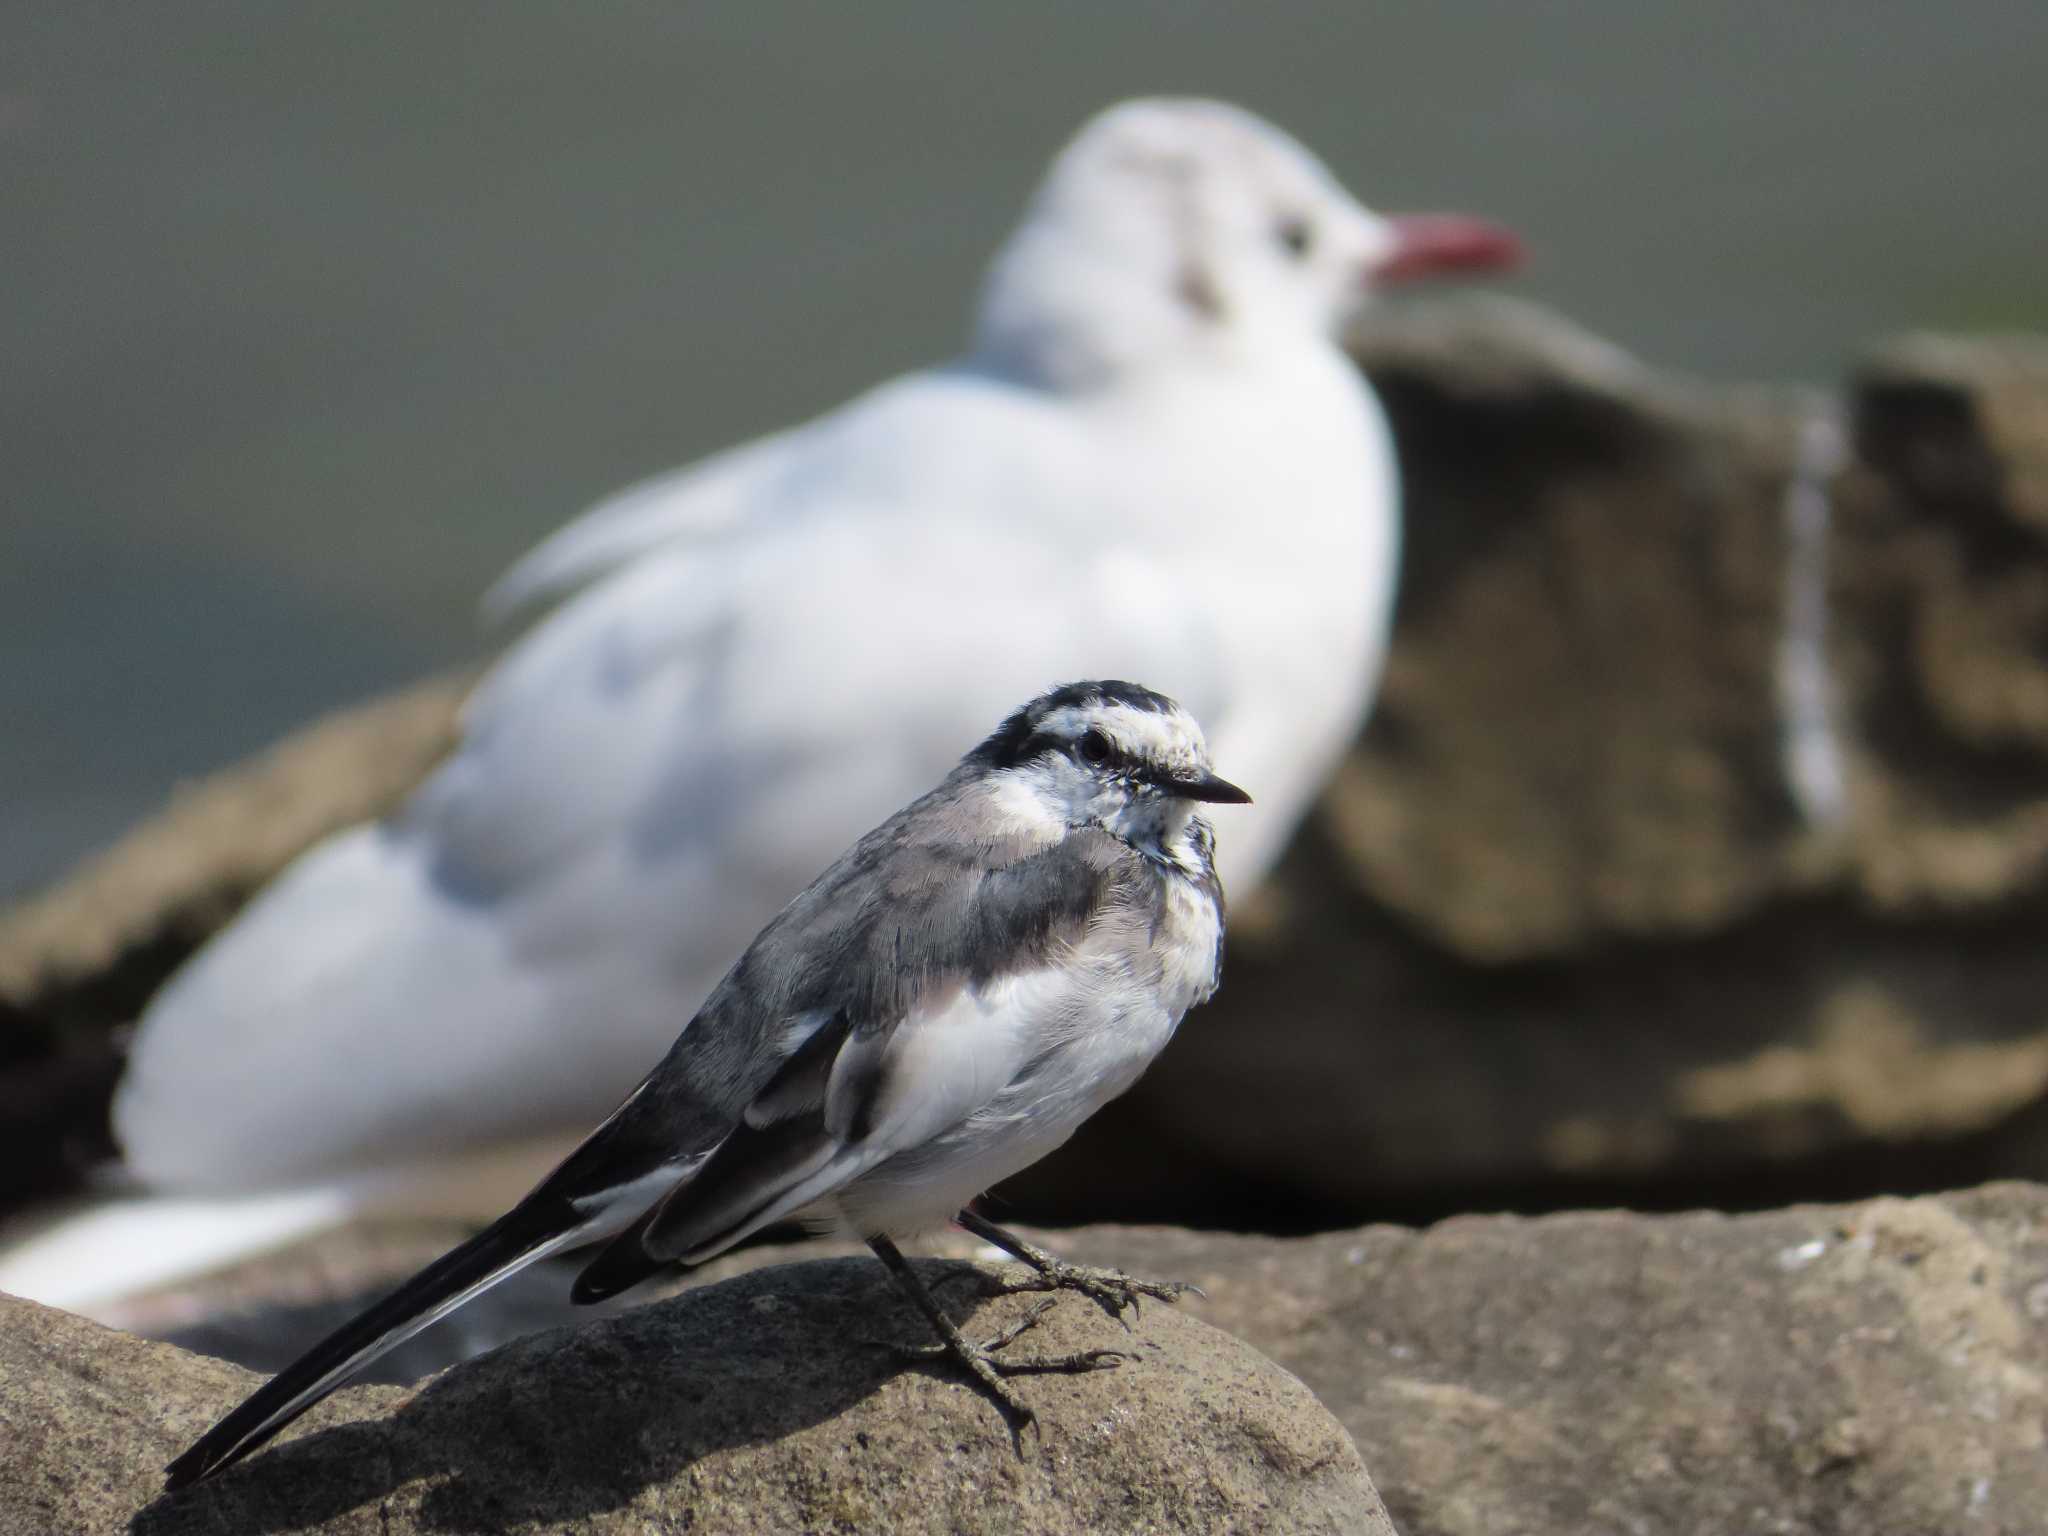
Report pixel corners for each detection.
[973,98,1520,387]
[968,680,1249,863]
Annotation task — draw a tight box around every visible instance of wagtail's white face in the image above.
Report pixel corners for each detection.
[970,680,1249,860]
[974,98,1520,380]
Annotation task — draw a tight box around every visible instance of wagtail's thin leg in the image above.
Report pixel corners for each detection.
[952,1209,1204,1321]
[864,1234,1131,1431]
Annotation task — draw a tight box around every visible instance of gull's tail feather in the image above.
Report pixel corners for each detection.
[0,1187,357,1320]
[162,1194,588,1489]
[0,1136,585,1324]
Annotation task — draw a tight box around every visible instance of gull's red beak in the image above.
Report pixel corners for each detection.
[1372,214,1523,285]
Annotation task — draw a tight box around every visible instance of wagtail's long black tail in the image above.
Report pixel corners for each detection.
[162,1194,588,1489]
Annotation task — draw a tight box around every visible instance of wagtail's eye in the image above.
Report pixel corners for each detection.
[1275,216,1314,260]
[1078,728,1112,766]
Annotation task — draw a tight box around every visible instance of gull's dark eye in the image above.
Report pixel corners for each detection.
[1275,215,1314,260]
[1078,728,1113,766]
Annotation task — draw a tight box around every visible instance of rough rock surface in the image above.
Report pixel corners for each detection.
[8,302,2048,1226]
[1193,1185,2048,1536]
[32,1186,2048,1536]
[0,1258,1386,1536]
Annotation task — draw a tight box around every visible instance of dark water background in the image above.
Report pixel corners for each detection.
[6,2,2046,895]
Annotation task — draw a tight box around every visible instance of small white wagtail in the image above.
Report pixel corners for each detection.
[163,681,1249,1488]
[0,100,1523,1321]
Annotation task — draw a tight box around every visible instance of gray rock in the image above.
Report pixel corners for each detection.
[1170,1184,2048,1536]
[692,1184,2048,1536]
[105,1185,2048,1535]
[0,1257,1388,1536]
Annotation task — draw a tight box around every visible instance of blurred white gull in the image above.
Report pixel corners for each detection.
[0,97,1517,1313]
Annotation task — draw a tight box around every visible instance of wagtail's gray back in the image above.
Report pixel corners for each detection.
[163,680,1248,1489]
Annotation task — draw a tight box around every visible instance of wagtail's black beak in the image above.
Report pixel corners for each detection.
[1173,770,1252,805]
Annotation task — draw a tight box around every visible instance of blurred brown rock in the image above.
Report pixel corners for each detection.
[1014,303,2048,1223]
[1837,332,2048,907]
[8,301,2048,1225]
